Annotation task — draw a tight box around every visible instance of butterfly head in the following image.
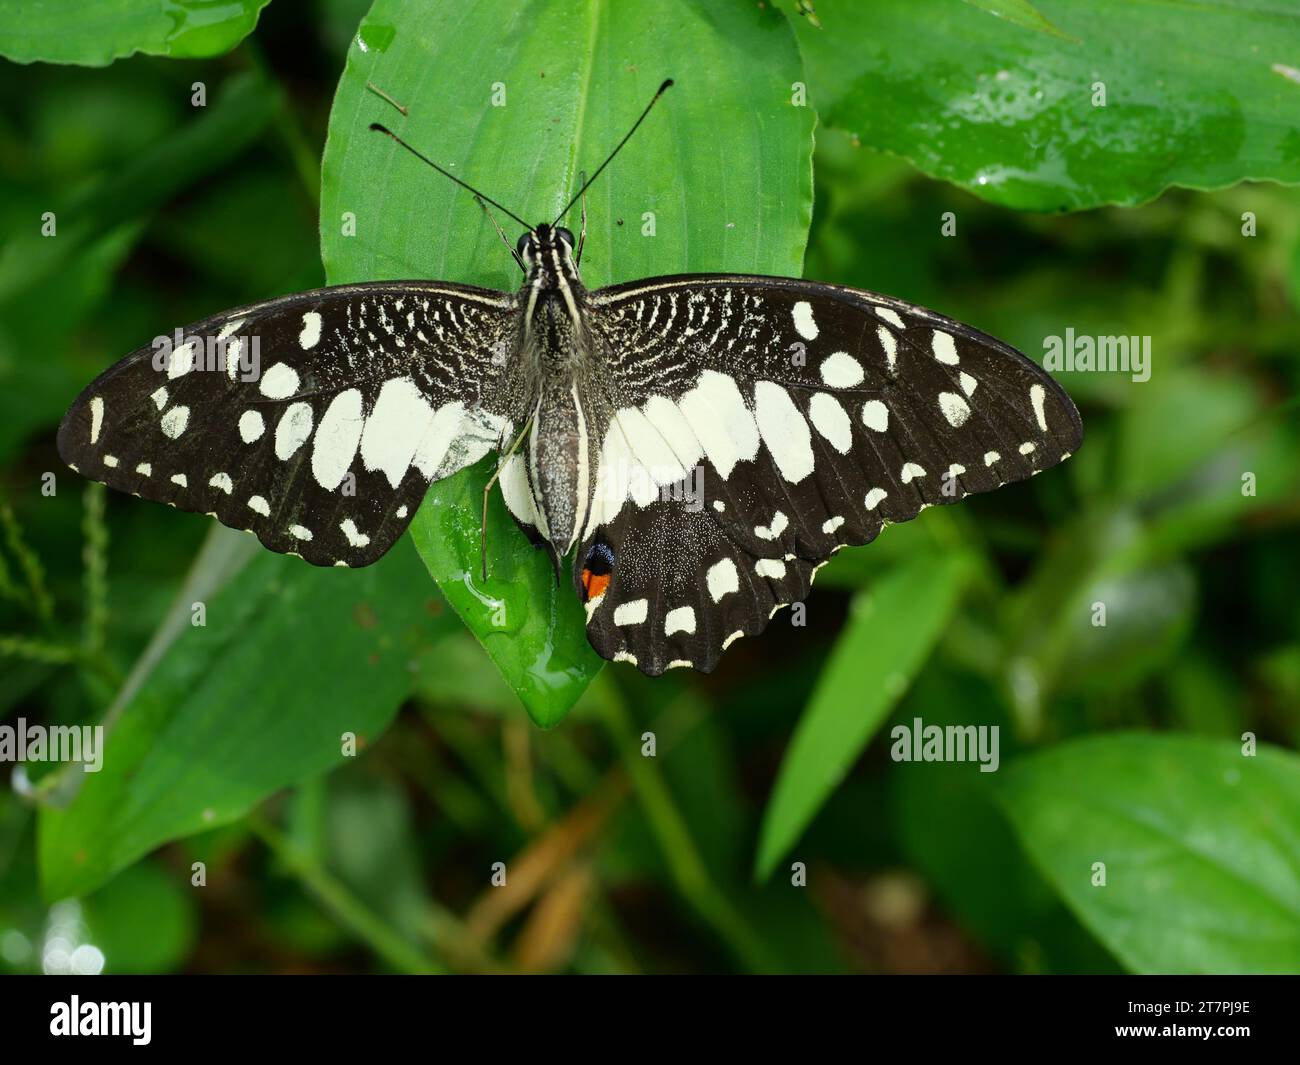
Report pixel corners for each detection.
[517,223,581,288]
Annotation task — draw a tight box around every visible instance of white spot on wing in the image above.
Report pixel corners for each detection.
[819,351,864,388]
[160,406,190,439]
[613,405,687,486]
[755,511,788,541]
[89,397,104,444]
[901,462,926,483]
[412,401,468,479]
[984,451,1001,466]
[676,370,759,478]
[259,362,300,400]
[932,331,960,364]
[135,462,151,476]
[299,311,323,350]
[224,337,243,381]
[614,599,648,626]
[150,387,168,411]
[289,524,312,541]
[792,300,819,340]
[862,399,889,433]
[1030,383,1048,432]
[664,605,696,635]
[823,515,845,534]
[877,326,897,373]
[209,472,233,494]
[248,495,270,517]
[754,559,786,579]
[360,377,434,489]
[809,393,852,453]
[340,518,370,547]
[499,452,539,530]
[312,389,364,490]
[938,391,971,427]
[960,372,978,397]
[275,402,314,460]
[754,381,814,483]
[239,409,265,443]
[167,339,197,379]
[706,558,739,602]
[170,473,187,487]
[865,487,888,510]
[642,395,703,471]
[876,307,904,329]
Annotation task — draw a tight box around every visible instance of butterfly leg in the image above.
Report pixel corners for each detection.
[480,415,535,581]
[476,195,526,274]
[575,170,588,267]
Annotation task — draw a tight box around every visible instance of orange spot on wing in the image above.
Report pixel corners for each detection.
[581,569,611,602]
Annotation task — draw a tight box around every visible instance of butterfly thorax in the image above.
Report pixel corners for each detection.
[517,223,595,560]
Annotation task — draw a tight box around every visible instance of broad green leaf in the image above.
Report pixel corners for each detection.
[755,551,974,879]
[321,0,814,725]
[81,861,198,973]
[37,533,456,899]
[0,0,271,65]
[786,0,1300,210]
[998,733,1300,974]
[890,671,1121,973]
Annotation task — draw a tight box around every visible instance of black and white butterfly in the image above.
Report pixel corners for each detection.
[58,82,1082,676]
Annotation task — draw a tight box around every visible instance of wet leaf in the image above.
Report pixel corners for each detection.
[786,0,1300,210]
[0,0,271,66]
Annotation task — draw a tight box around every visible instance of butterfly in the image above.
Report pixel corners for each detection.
[58,81,1082,676]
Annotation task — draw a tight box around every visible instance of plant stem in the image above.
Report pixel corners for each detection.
[82,482,108,657]
[595,676,776,973]
[247,810,446,974]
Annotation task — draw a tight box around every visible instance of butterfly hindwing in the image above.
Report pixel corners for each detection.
[574,275,1082,673]
[58,281,522,567]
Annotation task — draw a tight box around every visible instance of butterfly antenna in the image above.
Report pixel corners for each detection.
[370,123,531,230]
[553,78,674,226]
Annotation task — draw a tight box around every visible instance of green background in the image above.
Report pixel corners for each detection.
[0,0,1297,974]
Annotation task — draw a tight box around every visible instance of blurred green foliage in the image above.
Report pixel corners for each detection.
[0,0,1298,975]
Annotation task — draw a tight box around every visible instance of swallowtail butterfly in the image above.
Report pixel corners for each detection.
[58,81,1082,676]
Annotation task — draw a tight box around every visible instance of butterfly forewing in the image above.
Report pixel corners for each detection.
[574,275,1082,675]
[58,282,522,567]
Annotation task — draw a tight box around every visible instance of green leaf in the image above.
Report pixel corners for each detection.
[960,0,1073,40]
[755,551,974,879]
[0,70,281,303]
[997,733,1300,974]
[81,861,198,973]
[890,671,1121,973]
[320,0,814,725]
[787,0,1300,210]
[0,0,271,65]
[37,532,456,900]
